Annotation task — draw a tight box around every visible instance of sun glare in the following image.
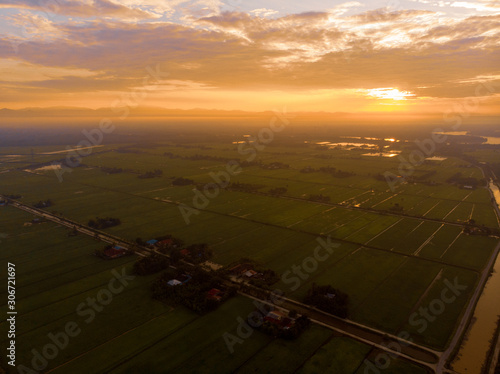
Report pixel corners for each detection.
[366,88,416,101]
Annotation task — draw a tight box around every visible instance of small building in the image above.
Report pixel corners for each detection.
[167,279,182,286]
[244,270,257,278]
[167,274,191,286]
[207,288,223,301]
[180,248,190,257]
[177,274,192,284]
[463,185,474,190]
[265,311,285,323]
[228,264,243,275]
[157,239,174,247]
[264,310,294,329]
[103,246,127,259]
[146,239,158,247]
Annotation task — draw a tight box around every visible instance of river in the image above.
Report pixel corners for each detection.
[452,181,500,373]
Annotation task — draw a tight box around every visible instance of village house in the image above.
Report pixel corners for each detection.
[207,288,223,302]
[103,245,127,259]
[264,310,295,330]
[167,274,192,286]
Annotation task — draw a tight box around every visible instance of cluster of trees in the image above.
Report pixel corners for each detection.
[390,203,404,212]
[158,234,184,247]
[318,166,355,178]
[163,152,233,163]
[308,194,331,203]
[463,223,500,237]
[94,247,108,258]
[138,169,163,179]
[88,217,121,229]
[304,284,349,318]
[268,187,287,196]
[116,148,143,154]
[4,194,21,199]
[151,267,237,314]
[133,254,170,275]
[414,170,437,181]
[228,182,265,192]
[101,167,123,174]
[33,199,54,208]
[374,174,388,182]
[225,258,279,287]
[176,243,213,264]
[239,160,262,168]
[300,166,354,178]
[252,313,311,340]
[260,162,289,170]
[172,177,194,186]
[446,172,484,187]
[249,267,279,288]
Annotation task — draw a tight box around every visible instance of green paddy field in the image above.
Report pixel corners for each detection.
[1,141,498,373]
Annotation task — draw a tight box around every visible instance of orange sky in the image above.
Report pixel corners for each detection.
[0,0,499,117]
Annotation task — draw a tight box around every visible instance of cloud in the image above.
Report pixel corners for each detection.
[0,58,96,82]
[0,5,498,105]
[0,0,157,19]
[450,1,500,11]
[250,8,279,18]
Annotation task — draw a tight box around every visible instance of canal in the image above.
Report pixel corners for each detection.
[452,181,500,373]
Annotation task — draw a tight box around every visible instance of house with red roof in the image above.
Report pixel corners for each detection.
[103,246,127,259]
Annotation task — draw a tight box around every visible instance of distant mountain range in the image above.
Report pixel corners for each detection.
[0,106,279,118]
[0,107,497,128]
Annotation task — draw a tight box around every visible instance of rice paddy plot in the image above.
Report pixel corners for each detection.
[287,247,407,306]
[351,257,442,332]
[440,234,498,271]
[398,267,478,349]
[416,225,463,260]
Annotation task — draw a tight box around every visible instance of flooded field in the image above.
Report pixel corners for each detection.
[362,152,399,157]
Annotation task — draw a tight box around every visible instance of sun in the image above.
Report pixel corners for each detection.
[365,88,416,101]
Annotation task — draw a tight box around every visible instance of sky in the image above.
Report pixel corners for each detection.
[0,0,499,116]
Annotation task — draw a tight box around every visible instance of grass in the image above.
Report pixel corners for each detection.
[297,336,372,374]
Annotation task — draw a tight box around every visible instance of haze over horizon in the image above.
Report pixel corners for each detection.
[0,0,499,121]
